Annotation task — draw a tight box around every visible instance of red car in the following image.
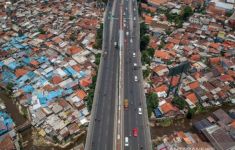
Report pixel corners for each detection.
[133,128,138,137]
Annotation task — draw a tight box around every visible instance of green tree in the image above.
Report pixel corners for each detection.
[187,108,196,119]
[6,82,14,93]
[95,53,101,65]
[146,93,159,118]
[69,16,76,21]
[146,47,155,57]
[143,67,151,78]
[172,96,186,110]
[182,6,193,21]
[69,33,77,41]
[86,91,94,111]
[38,28,46,34]
[94,24,103,49]
[225,11,233,17]
[140,35,150,50]
[141,50,151,65]
[140,22,148,37]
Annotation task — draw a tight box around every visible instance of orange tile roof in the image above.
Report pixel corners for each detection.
[154,50,171,60]
[15,68,29,78]
[52,37,63,44]
[79,77,92,87]
[161,102,175,114]
[148,0,168,5]
[51,76,63,84]
[220,74,234,82]
[209,43,220,49]
[33,47,40,52]
[68,46,81,55]
[209,57,221,64]
[37,34,48,40]
[152,65,167,73]
[30,60,39,66]
[72,65,81,72]
[191,54,200,61]
[154,84,168,93]
[165,43,174,50]
[169,38,180,44]
[171,76,180,86]
[75,89,87,100]
[143,14,153,24]
[44,42,53,47]
[188,81,199,90]
[231,121,235,128]
[227,70,235,78]
[186,93,198,104]
[193,72,201,80]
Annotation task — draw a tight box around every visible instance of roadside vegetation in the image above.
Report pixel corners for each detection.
[93,23,103,49]
[146,93,159,118]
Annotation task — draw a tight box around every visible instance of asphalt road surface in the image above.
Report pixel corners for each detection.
[85,0,121,149]
[85,0,152,149]
[123,0,152,149]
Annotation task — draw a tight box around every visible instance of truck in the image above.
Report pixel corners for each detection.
[124,99,128,109]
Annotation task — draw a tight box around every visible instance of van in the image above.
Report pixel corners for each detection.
[134,76,138,82]
[125,137,129,146]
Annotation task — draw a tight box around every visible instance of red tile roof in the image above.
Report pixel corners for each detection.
[209,57,221,64]
[51,76,63,84]
[161,102,175,114]
[68,46,81,55]
[79,77,92,87]
[186,92,198,104]
[154,84,168,93]
[154,50,171,60]
[220,74,234,82]
[188,81,199,90]
[75,89,87,100]
[15,68,29,78]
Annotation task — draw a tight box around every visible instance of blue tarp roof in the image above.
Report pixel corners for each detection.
[0,111,14,136]
[22,85,34,93]
[65,67,78,76]
[46,89,63,101]
[154,108,162,118]
[64,89,73,95]
[1,71,16,83]
[8,61,20,70]
[0,61,3,67]
[78,71,86,78]
[22,57,31,64]
[45,72,54,79]
[37,56,48,63]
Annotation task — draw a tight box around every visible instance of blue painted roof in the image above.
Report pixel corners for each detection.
[154,108,162,118]
[1,71,16,83]
[65,67,78,76]
[0,111,14,136]
[22,57,31,64]
[64,89,73,95]
[37,56,48,63]
[78,71,86,78]
[8,61,20,70]
[46,89,63,101]
[22,85,34,93]
[0,61,3,67]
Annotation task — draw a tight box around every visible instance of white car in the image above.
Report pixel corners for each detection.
[133,63,137,67]
[133,52,136,57]
[138,107,142,115]
[126,31,129,36]
[133,17,136,21]
[125,137,129,146]
[134,76,138,82]
[130,38,133,43]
